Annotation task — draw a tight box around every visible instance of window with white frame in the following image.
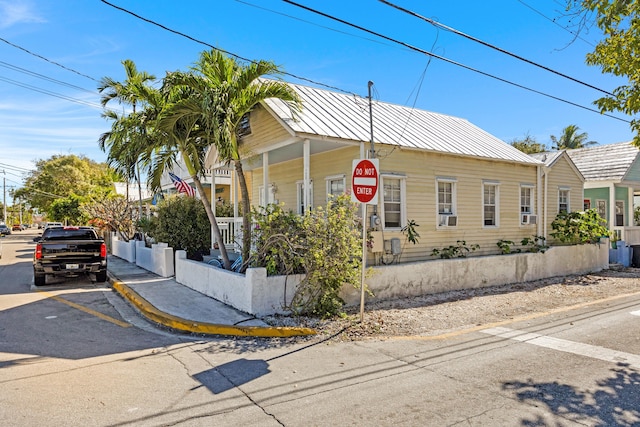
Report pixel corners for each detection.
[325,174,345,202]
[558,188,570,213]
[381,175,405,229]
[520,185,534,214]
[483,181,499,227]
[296,180,313,214]
[616,200,624,226]
[437,178,456,215]
[258,184,275,206]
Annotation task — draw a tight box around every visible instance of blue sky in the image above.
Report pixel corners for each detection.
[0,0,635,193]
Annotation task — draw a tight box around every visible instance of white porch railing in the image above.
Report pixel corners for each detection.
[215,217,243,251]
[613,226,640,245]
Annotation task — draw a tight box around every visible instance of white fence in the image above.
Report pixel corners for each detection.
[135,241,174,277]
[174,241,609,316]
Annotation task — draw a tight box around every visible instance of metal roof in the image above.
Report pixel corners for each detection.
[567,142,640,181]
[263,83,541,165]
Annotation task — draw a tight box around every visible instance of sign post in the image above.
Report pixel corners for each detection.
[352,158,379,322]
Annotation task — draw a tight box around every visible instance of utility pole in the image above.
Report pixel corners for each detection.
[2,170,6,224]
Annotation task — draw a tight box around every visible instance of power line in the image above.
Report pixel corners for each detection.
[0,60,96,94]
[282,0,630,124]
[99,0,355,96]
[0,36,99,83]
[378,0,612,96]
[0,75,104,110]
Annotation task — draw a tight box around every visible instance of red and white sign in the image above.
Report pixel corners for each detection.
[351,158,379,204]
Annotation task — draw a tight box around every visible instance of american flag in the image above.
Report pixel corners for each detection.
[169,172,196,196]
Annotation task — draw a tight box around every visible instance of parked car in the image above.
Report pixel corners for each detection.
[0,224,11,235]
[12,224,22,231]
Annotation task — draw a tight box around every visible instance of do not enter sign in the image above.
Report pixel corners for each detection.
[352,158,379,204]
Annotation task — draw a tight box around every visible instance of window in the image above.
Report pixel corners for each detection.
[258,184,276,206]
[325,175,345,201]
[597,200,607,219]
[584,199,591,210]
[437,178,456,215]
[483,182,499,226]
[237,112,251,137]
[520,185,534,214]
[558,188,570,213]
[296,180,313,214]
[616,200,624,226]
[382,175,405,229]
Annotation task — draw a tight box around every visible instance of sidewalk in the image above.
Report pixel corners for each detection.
[106,255,316,338]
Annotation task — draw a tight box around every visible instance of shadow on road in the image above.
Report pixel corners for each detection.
[504,363,640,426]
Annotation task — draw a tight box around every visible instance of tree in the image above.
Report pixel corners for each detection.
[98,59,157,219]
[573,1,640,145]
[510,133,547,154]
[550,124,597,150]
[14,154,115,216]
[188,50,302,270]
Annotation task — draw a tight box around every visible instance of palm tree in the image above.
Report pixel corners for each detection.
[190,50,302,270]
[98,59,156,220]
[158,50,301,271]
[550,125,597,150]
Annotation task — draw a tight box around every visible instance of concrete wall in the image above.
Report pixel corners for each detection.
[341,241,609,306]
[135,241,174,277]
[174,242,608,316]
[175,250,303,316]
[111,234,136,263]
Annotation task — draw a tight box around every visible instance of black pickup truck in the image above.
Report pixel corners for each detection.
[33,226,108,286]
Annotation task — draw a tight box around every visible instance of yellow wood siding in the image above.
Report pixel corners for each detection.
[251,142,545,263]
[542,156,584,244]
[239,105,292,157]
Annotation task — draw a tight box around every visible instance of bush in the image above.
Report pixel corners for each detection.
[147,195,211,259]
[550,209,609,244]
[250,194,361,317]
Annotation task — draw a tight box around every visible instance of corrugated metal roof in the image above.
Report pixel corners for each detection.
[529,151,564,167]
[567,142,639,181]
[264,83,540,165]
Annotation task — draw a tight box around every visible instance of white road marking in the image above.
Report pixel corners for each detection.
[482,326,640,368]
[631,310,640,317]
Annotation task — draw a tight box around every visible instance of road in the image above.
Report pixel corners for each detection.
[1,229,640,426]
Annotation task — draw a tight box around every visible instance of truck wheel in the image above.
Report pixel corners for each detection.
[34,271,46,286]
[95,270,108,283]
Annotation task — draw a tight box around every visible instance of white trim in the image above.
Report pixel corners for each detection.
[380,174,406,230]
[296,179,313,214]
[325,174,346,201]
[482,181,499,228]
[436,178,457,224]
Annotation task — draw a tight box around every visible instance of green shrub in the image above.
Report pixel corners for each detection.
[250,194,361,317]
[431,240,480,259]
[147,195,211,259]
[550,209,609,244]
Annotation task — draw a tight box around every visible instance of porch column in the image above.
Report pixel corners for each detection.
[303,139,310,212]
[628,186,634,226]
[609,183,616,231]
[263,152,269,207]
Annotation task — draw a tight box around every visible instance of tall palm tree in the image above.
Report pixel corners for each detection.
[188,50,302,270]
[550,125,597,150]
[98,59,156,220]
[143,81,237,268]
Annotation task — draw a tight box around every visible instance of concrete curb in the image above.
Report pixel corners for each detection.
[110,280,317,338]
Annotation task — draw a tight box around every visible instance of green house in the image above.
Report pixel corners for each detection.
[568,142,640,244]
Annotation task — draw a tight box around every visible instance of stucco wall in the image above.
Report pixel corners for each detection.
[175,242,608,316]
[340,242,609,306]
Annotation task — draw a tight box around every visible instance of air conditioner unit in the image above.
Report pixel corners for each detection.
[521,214,537,225]
[439,214,457,226]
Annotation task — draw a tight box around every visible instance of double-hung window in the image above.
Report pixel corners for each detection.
[381,174,405,229]
[483,181,499,227]
[558,187,570,214]
[520,184,535,224]
[437,177,457,227]
[325,174,345,202]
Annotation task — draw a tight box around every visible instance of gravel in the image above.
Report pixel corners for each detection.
[262,266,640,343]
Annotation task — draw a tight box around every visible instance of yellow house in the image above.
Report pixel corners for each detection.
[208,82,584,263]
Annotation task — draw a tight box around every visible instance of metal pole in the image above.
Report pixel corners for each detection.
[368,81,375,159]
[2,170,6,224]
